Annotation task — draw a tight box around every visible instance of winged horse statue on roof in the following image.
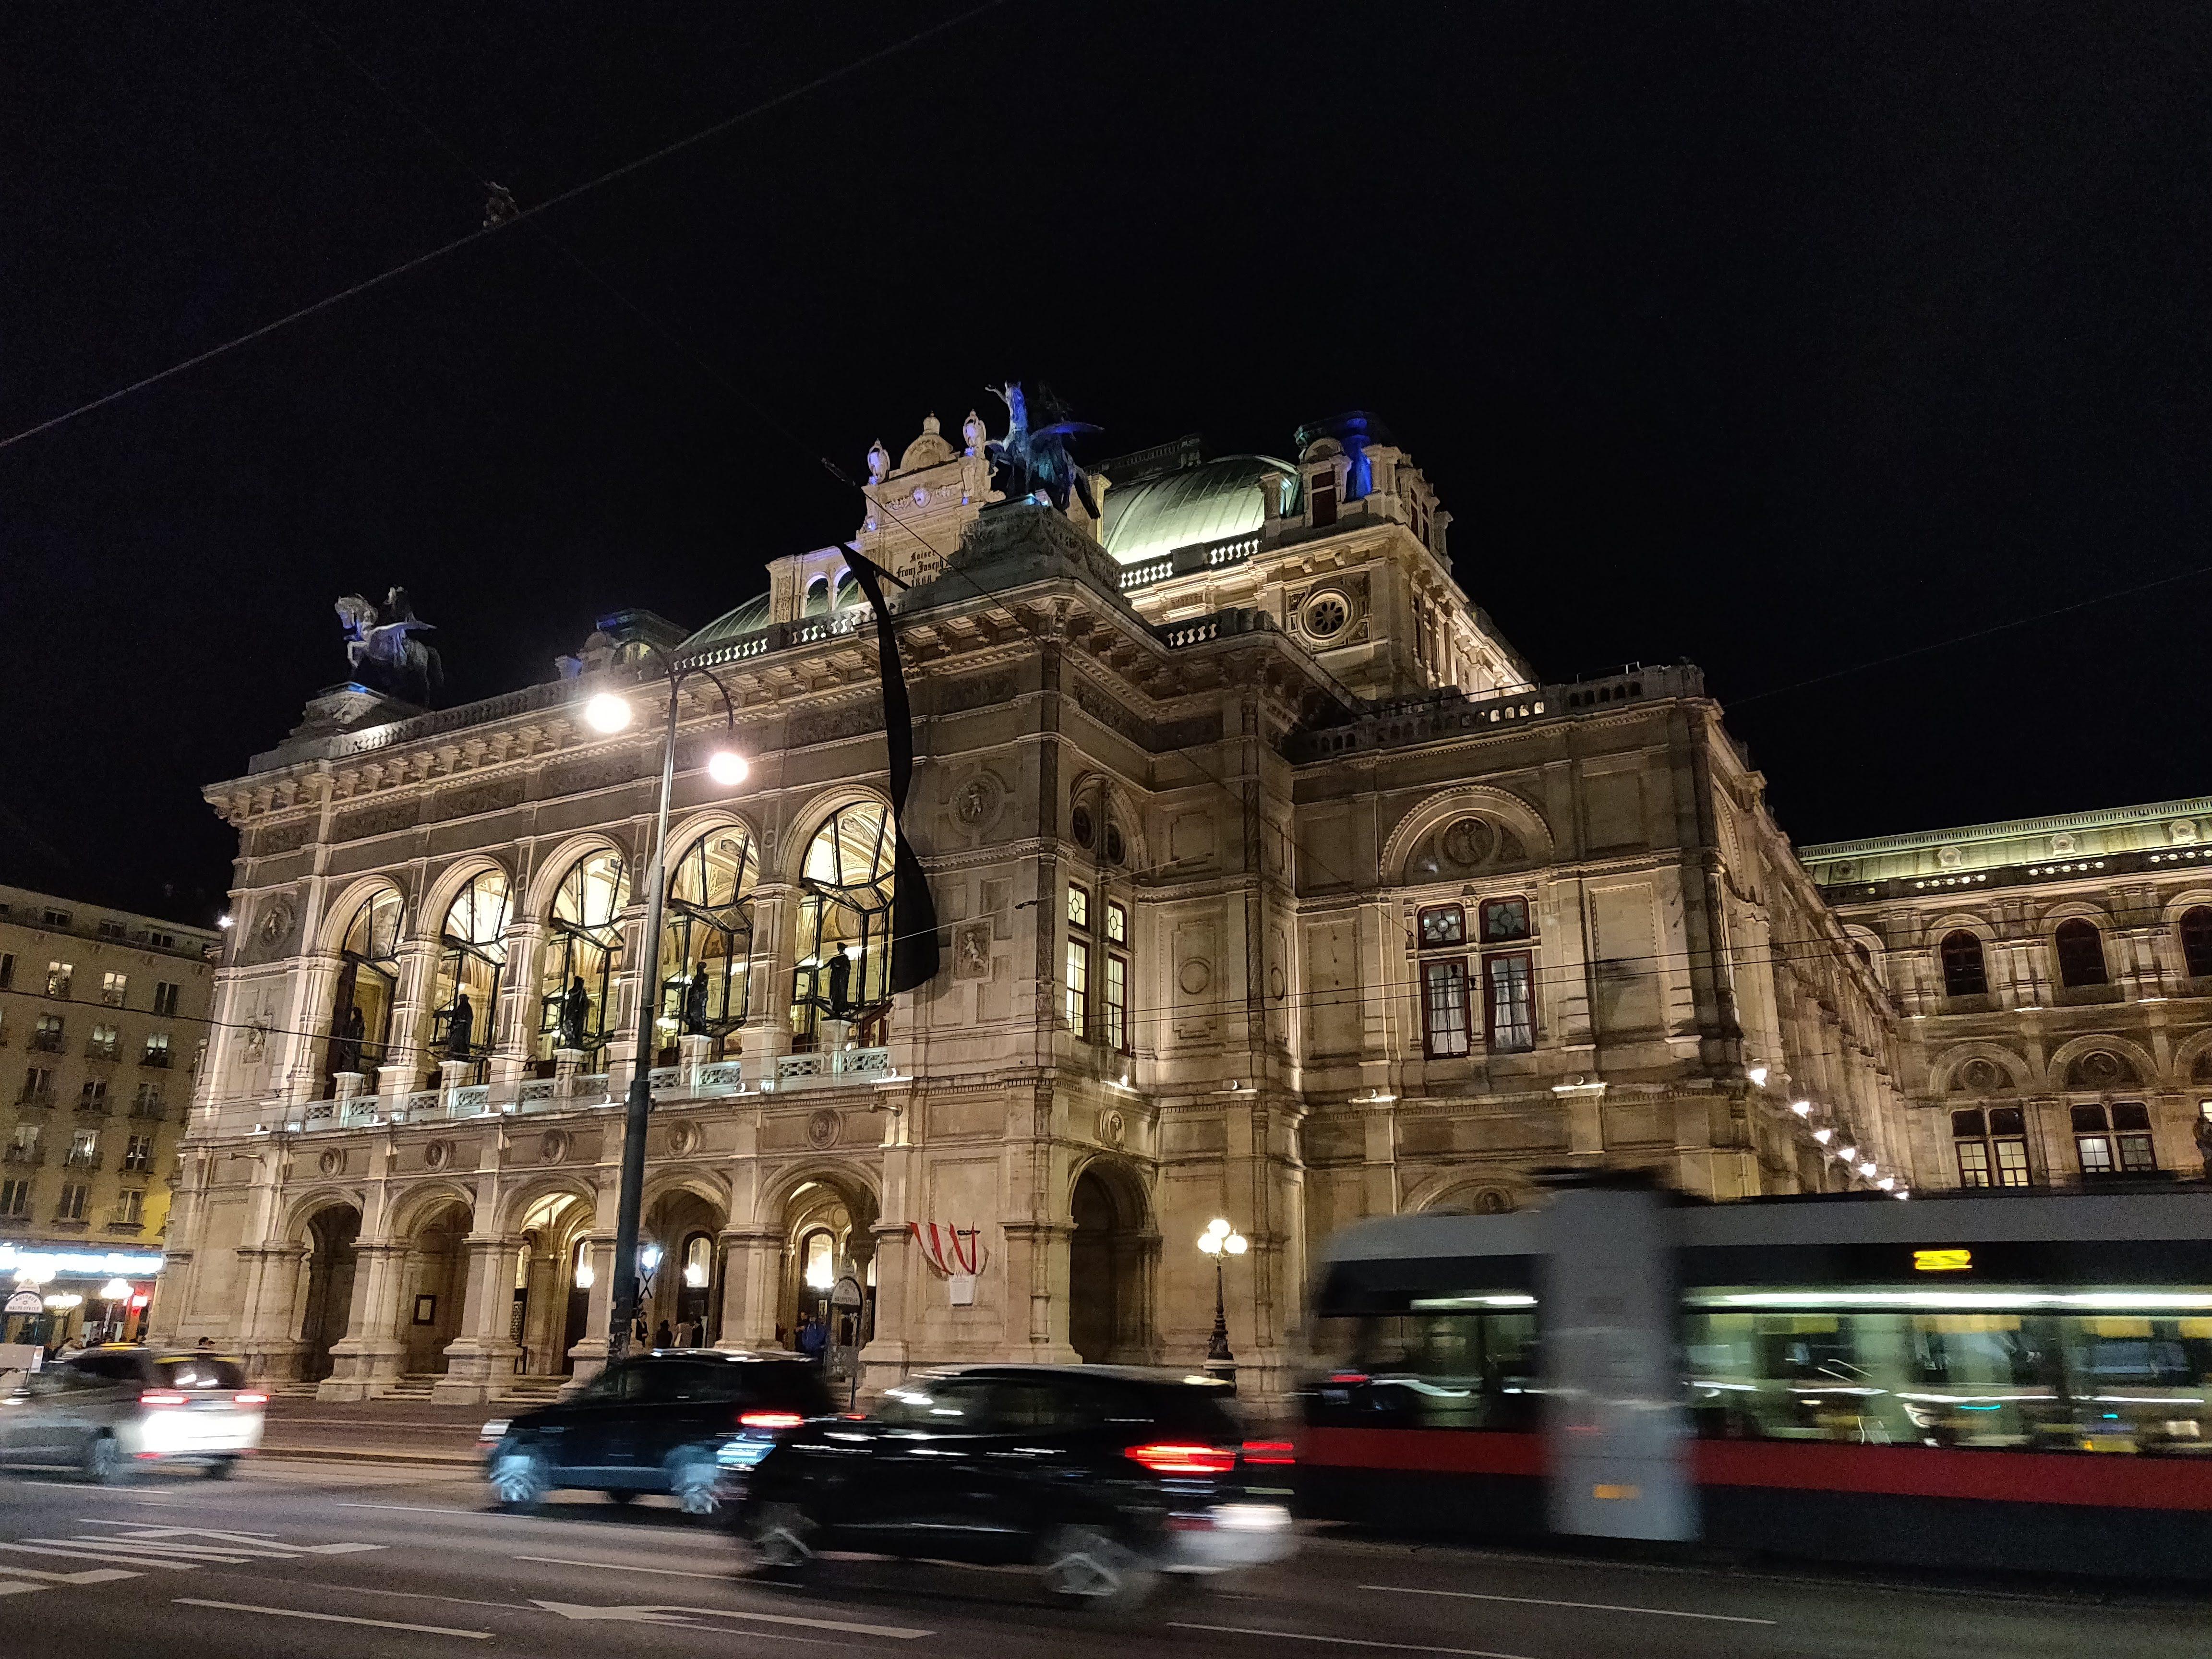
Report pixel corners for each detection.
[985,382,1101,517]
[335,586,444,706]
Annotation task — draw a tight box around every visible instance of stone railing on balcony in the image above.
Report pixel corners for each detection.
[1157,607,1273,651]
[1285,664,1707,764]
[1118,529,1263,592]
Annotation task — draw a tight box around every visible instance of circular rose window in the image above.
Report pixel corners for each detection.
[1303,590,1351,639]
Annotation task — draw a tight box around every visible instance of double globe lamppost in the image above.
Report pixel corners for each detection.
[1198,1217,1248,1385]
[579,642,748,1362]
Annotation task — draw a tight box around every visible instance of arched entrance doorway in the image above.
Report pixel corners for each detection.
[779,1176,878,1384]
[512,1192,594,1376]
[401,1199,472,1375]
[299,1205,360,1382]
[1069,1163,1153,1364]
[641,1188,727,1347]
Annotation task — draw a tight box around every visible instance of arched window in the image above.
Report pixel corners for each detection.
[660,830,758,1059]
[803,1230,836,1290]
[538,852,629,1066]
[2054,917,2108,988]
[430,870,511,1066]
[2181,906,2212,979]
[324,888,402,1091]
[833,570,860,611]
[1939,930,1989,998]
[804,577,830,617]
[790,803,895,1049]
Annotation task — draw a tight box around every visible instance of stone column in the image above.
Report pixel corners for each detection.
[741,883,797,1067]
[284,952,344,1106]
[490,920,547,1090]
[716,1227,784,1349]
[679,1032,713,1093]
[565,1235,616,1383]
[552,1047,586,1101]
[318,1241,409,1401]
[433,1233,526,1402]
[234,1242,311,1381]
[858,1094,916,1395]
[379,937,440,1099]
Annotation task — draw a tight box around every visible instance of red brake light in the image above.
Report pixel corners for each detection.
[234,1392,267,1407]
[139,1390,188,1407]
[1327,1372,1369,1385]
[1126,1442,1237,1474]
[740,1411,803,1430]
[1242,1440,1296,1466]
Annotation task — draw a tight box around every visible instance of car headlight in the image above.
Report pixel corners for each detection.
[477,1419,510,1447]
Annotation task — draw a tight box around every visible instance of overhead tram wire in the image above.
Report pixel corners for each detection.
[0,0,1012,459]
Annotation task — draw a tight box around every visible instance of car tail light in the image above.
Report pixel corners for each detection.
[739,1411,803,1431]
[140,1390,189,1407]
[1125,1442,1237,1474]
[1242,1440,1296,1465]
[234,1392,268,1407]
[1327,1372,1370,1385]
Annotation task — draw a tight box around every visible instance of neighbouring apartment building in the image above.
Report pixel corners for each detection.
[1804,800,2212,1194]
[0,883,218,1347]
[148,402,1982,1404]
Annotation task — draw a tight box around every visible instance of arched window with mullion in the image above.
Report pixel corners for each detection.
[537,852,629,1069]
[790,802,895,1050]
[2180,906,2212,980]
[430,870,511,1073]
[659,831,758,1062]
[323,888,402,1093]
[2053,917,2109,989]
[1939,930,1989,998]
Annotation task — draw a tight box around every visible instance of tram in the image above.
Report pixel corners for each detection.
[1299,1178,2212,1579]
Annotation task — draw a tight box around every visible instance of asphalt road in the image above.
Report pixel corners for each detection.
[0,1454,2202,1659]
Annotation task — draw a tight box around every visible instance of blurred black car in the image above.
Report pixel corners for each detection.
[734,1365,1297,1611]
[480,1350,834,1515]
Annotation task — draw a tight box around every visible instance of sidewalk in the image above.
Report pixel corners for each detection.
[260,1397,492,1466]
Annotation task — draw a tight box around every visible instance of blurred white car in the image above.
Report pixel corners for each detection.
[0,1347,265,1480]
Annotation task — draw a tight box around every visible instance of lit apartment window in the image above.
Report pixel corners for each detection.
[0,1179,27,1218]
[6,1125,42,1166]
[1067,884,1090,930]
[66,1130,98,1168]
[101,970,128,1006]
[1421,959,1471,1058]
[47,961,73,998]
[113,1187,144,1227]
[32,1014,64,1053]
[141,1032,172,1068]
[56,1182,89,1222]
[86,1022,119,1060]
[1952,1106,2031,1188]
[1104,901,1127,947]
[123,1134,154,1174]
[1483,952,1537,1052]
[1103,954,1130,1052]
[153,982,180,1017]
[1064,939,1090,1038]
[2074,1103,2156,1175]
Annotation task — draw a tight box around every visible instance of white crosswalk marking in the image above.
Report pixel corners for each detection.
[0,1524,390,1589]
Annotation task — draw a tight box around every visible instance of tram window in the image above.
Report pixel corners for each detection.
[1309,1310,1538,1431]
[1685,1304,2212,1455]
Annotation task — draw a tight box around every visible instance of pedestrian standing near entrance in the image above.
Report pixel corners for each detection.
[654,1318,673,1350]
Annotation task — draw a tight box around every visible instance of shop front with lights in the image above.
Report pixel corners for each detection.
[0,1243,164,1352]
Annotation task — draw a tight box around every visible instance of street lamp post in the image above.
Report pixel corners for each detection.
[581,644,749,1365]
[1197,1216,1247,1387]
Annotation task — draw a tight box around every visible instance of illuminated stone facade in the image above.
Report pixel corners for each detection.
[1804,801,2212,1193]
[154,407,1908,1403]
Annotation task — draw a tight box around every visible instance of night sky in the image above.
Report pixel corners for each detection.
[5,3,2210,924]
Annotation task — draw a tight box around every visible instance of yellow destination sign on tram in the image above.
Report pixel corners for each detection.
[1913,1248,1973,1273]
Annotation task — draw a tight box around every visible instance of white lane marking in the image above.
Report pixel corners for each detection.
[0,1566,136,1584]
[1361,1583,1777,1626]
[333,1502,484,1516]
[27,1539,255,1563]
[1170,1622,1535,1659]
[516,1552,733,1582]
[530,1598,932,1638]
[0,1582,44,1598]
[173,1597,490,1639]
[79,1522,386,1556]
[0,1543,199,1570]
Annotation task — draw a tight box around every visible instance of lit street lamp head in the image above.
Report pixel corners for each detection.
[583,691,633,734]
[706,748,748,787]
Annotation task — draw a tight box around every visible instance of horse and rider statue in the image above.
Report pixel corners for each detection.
[985,383,1101,518]
[335,586,443,706]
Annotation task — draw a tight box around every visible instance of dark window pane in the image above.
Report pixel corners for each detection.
[1950,1108,1987,1137]
[1940,931,1989,998]
[2071,1104,2109,1132]
[1479,897,1529,943]
[2055,919,2108,987]
[1989,1106,2027,1136]
[2112,1101,2152,1131]
[2182,907,2212,979]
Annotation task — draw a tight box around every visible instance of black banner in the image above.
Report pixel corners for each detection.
[843,546,941,994]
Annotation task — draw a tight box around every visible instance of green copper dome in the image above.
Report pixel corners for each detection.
[1099,455,1298,566]
[679,591,771,658]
